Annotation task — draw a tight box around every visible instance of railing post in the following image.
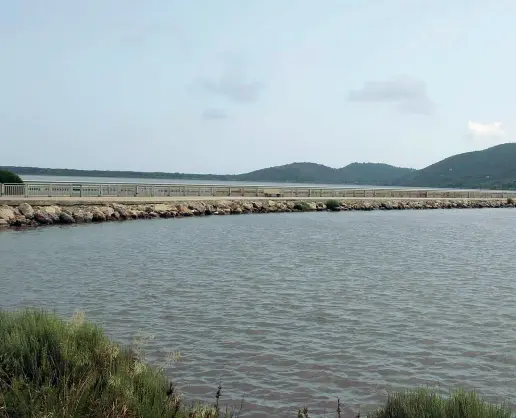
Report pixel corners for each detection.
[228,187,231,197]
[211,187,215,196]
[0,183,4,197]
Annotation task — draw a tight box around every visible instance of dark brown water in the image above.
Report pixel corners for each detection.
[1,210,516,417]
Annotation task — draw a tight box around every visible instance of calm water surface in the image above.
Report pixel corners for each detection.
[1,210,516,417]
[22,174,369,188]
[20,175,509,192]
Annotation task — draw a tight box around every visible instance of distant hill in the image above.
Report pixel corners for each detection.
[336,163,415,185]
[394,143,516,190]
[4,144,516,189]
[1,163,414,186]
[234,162,339,183]
[235,162,414,185]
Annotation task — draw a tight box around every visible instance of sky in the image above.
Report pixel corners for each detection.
[1,0,515,174]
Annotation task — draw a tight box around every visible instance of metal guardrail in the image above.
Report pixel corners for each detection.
[0,182,515,199]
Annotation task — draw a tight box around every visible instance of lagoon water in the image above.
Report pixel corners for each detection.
[1,210,516,416]
[21,174,426,190]
[22,174,367,188]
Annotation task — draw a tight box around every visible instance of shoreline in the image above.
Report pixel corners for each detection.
[1,198,514,230]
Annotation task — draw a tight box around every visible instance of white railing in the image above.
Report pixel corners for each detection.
[0,182,515,199]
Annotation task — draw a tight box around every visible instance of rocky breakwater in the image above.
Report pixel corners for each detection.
[0,199,514,229]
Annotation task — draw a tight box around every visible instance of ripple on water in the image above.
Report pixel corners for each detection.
[1,209,516,417]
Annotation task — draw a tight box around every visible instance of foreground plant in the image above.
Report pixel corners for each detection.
[325,199,341,211]
[368,388,513,418]
[0,309,235,418]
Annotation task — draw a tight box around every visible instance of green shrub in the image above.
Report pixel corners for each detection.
[0,309,234,418]
[293,202,312,212]
[368,388,513,418]
[325,199,341,211]
[507,197,514,205]
[0,170,23,184]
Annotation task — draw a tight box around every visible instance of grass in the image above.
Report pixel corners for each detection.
[368,388,513,418]
[325,199,341,211]
[0,309,236,418]
[1,309,513,417]
[293,202,312,212]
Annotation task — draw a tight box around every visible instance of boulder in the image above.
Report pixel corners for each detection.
[252,201,264,211]
[307,202,317,211]
[111,203,130,218]
[59,212,75,224]
[204,205,215,215]
[134,210,145,219]
[176,204,193,216]
[12,215,28,226]
[34,210,53,225]
[0,205,15,222]
[83,211,93,222]
[124,209,135,219]
[18,203,34,218]
[276,203,288,212]
[189,202,206,214]
[99,206,115,218]
[40,206,61,222]
[0,219,8,228]
[231,206,243,214]
[72,210,86,223]
[91,208,106,222]
[361,202,373,211]
[153,204,172,214]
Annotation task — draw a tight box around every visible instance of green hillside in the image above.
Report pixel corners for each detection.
[235,162,339,183]
[395,143,516,189]
[337,162,415,185]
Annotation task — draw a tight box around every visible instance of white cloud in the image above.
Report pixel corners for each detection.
[467,121,506,137]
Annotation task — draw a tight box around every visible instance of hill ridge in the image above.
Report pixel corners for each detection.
[3,142,516,189]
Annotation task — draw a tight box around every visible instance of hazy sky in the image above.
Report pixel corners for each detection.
[2,1,515,173]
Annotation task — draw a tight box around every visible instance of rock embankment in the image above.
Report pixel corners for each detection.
[0,199,514,229]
